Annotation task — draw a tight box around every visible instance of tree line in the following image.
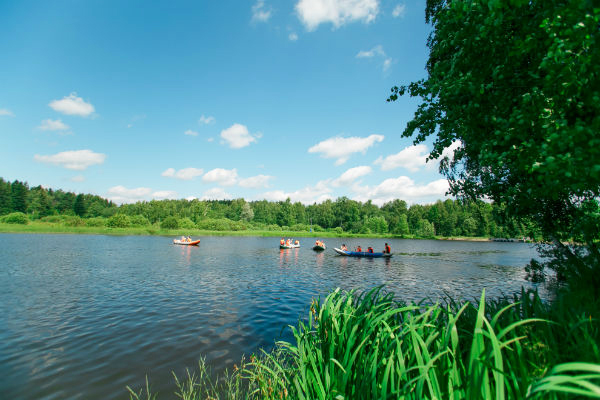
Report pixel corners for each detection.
[0,177,533,238]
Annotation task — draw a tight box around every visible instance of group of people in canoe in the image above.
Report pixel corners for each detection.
[280,238,300,246]
[179,236,194,242]
[339,242,391,254]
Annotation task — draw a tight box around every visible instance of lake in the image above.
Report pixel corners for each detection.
[0,233,543,399]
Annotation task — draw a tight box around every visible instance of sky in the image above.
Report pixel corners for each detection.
[0,0,456,206]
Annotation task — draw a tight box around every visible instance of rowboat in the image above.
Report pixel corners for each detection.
[333,248,392,258]
[280,244,300,249]
[173,239,200,246]
[313,245,326,251]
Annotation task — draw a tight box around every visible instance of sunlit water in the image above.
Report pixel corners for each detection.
[0,233,543,399]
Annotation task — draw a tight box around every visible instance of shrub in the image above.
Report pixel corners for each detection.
[333,227,343,234]
[62,216,86,227]
[40,215,64,223]
[106,214,132,228]
[160,216,179,229]
[178,217,196,229]
[2,212,29,224]
[290,223,311,232]
[85,217,106,227]
[129,215,150,227]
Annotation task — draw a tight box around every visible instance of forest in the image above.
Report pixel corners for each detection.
[0,177,533,238]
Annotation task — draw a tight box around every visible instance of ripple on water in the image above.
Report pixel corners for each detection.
[0,234,543,399]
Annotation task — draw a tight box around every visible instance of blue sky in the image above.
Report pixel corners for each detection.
[0,0,455,205]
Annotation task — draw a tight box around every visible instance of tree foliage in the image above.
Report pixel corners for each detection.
[388,0,600,284]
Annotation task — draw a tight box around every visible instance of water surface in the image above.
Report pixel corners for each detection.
[0,233,542,399]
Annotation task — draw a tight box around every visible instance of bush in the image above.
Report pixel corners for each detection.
[290,223,311,232]
[106,214,132,228]
[85,217,106,227]
[160,216,179,229]
[178,217,196,229]
[40,215,64,223]
[129,215,150,227]
[63,216,86,227]
[2,212,29,224]
[333,227,343,234]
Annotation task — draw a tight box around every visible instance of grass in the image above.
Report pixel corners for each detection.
[0,221,486,241]
[128,287,600,399]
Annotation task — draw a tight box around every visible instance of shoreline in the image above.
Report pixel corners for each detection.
[0,222,498,242]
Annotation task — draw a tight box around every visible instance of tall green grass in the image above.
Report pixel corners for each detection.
[129,287,600,399]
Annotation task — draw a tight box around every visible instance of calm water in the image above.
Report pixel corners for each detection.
[0,233,542,399]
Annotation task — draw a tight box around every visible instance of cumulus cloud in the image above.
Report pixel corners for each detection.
[289,32,299,41]
[71,175,85,182]
[252,0,272,22]
[0,108,14,117]
[106,186,178,203]
[220,123,260,149]
[107,185,153,204]
[261,180,333,204]
[161,167,204,180]
[34,149,106,170]
[151,190,178,200]
[198,115,215,125]
[356,45,392,71]
[49,93,95,117]
[352,176,450,205]
[374,144,429,172]
[296,0,379,31]
[202,168,239,186]
[239,174,273,188]
[308,134,384,165]
[201,187,233,200]
[38,119,70,131]
[184,129,199,136]
[392,3,406,17]
[332,165,372,186]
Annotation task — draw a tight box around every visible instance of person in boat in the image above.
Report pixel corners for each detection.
[315,240,320,246]
[187,236,192,242]
[280,238,285,246]
[368,246,374,253]
[180,236,186,242]
[341,244,348,251]
[356,245,362,252]
[384,243,391,254]
[286,239,291,246]
[294,240,299,246]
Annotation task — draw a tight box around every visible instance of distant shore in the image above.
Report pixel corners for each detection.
[0,222,499,242]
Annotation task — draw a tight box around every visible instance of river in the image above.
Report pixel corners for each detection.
[0,233,543,399]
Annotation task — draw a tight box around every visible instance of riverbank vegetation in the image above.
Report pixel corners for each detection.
[0,177,534,239]
[128,286,600,399]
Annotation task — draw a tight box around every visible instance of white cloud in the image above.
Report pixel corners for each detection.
[333,165,372,186]
[352,176,450,205]
[107,185,152,204]
[261,180,333,204]
[201,187,233,200]
[202,168,239,186]
[296,0,379,31]
[34,149,106,170]
[0,108,14,117]
[356,45,392,71]
[392,3,406,17]
[198,115,215,125]
[71,175,85,182]
[151,190,178,200]
[252,0,272,22]
[161,167,204,180]
[289,32,299,41]
[220,123,259,149]
[38,119,69,131]
[239,174,273,188]
[308,134,384,165]
[374,144,429,172]
[49,93,95,117]
[184,129,199,136]
[186,196,197,201]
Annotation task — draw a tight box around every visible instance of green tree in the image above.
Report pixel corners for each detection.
[11,180,28,213]
[389,0,600,285]
[73,194,87,217]
[0,178,11,215]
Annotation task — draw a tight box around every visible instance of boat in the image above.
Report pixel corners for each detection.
[333,248,392,258]
[280,243,300,249]
[173,239,200,246]
[313,244,326,251]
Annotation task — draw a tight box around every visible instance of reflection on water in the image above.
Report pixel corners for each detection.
[0,234,542,399]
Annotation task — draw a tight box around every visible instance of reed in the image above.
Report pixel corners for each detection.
[128,287,600,399]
